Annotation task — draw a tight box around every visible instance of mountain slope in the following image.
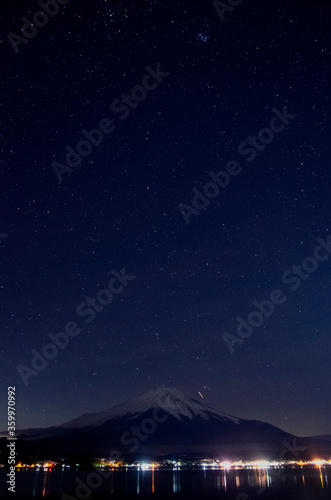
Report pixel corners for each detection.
[13,387,331,461]
[312,435,331,442]
[17,387,240,439]
[54,387,241,429]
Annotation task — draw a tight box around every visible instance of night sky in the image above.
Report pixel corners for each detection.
[1,0,331,437]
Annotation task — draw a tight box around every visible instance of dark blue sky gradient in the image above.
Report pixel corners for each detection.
[1,0,330,437]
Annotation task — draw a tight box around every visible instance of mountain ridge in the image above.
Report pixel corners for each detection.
[2,386,331,461]
[14,386,241,437]
[54,386,242,429]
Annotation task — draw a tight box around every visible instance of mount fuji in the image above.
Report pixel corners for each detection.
[10,387,331,461]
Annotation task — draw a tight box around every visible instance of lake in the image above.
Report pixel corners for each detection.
[1,466,330,499]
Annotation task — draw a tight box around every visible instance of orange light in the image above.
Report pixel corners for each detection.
[312,459,325,467]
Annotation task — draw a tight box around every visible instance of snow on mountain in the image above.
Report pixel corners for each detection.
[13,387,331,461]
[50,387,241,431]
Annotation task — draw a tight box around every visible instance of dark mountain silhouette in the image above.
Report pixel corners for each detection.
[5,387,331,461]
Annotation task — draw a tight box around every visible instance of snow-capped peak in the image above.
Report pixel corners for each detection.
[55,386,241,430]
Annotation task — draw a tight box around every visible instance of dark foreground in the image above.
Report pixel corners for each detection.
[1,466,330,500]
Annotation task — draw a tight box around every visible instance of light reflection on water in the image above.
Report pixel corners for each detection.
[4,465,331,498]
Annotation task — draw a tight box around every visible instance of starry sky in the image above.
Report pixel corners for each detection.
[1,0,331,437]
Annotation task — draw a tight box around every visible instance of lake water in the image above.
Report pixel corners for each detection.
[1,466,330,499]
